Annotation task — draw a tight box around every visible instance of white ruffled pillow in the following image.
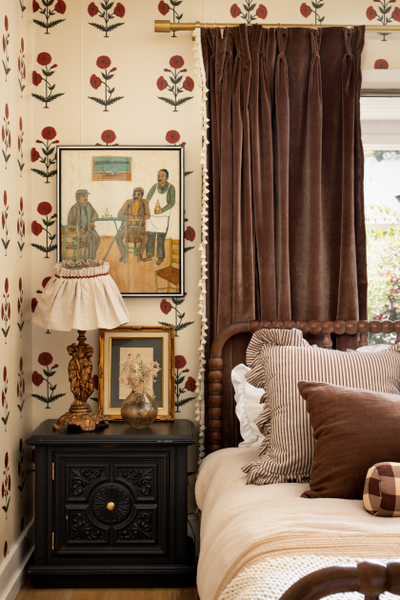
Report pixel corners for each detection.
[231,364,265,448]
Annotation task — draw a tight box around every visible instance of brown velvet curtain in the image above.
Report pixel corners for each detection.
[202,24,366,333]
[201,25,367,446]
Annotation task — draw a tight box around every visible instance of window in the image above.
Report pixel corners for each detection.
[361,95,400,334]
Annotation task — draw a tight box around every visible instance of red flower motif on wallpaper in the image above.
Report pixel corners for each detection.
[157,56,194,112]
[174,355,196,411]
[1,190,9,257]
[160,299,172,314]
[88,3,98,16]
[230,0,269,23]
[42,126,56,140]
[2,104,11,169]
[88,0,125,38]
[158,1,169,15]
[157,76,168,91]
[300,2,312,17]
[158,296,194,337]
[101,129,117,145]
[256,4,268,19]
[17,359,26,415]
[37,52,51,66]
[32,352,65,409]
[165,130,181,145]
[31,221,42,236]
[37,202,52,215]
[32,371,43,386]
[31,197,57,258]
[183,76,194,92]
[17,116,25,177]
[17,278,24,337]
[114,3,125,17]
[2,451,10,514]
[31,125,58,186]
[55,0,66,14]
[17,196,25,257]
[1,364,9,429]
[170,55,184,69]
[2,15,10,82]
[366,0,399,38]
[88,56,123,111]
[184,226,195,242]
[1,278,10,345]
[32,52,64,108]
[33,0,67,34]
[157,0,183,36]
[374,58,389,68]
[32,71,42,86]
[175,355,186,369]
[97,55,111,69]
[300,0,325,23]
[90,74,101,89]
[38,352,53,366]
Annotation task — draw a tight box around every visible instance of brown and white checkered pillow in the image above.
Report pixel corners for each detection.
[363,462,400,517]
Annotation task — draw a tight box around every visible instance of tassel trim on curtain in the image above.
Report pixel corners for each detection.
[193,27,209,466]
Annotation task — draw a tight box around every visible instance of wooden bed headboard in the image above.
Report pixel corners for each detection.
[207,319,400,454]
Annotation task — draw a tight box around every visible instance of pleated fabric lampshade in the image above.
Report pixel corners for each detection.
[32,260,130,431]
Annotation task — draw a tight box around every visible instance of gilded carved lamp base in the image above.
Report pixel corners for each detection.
[53,330,109,432]
[53,405,109,431]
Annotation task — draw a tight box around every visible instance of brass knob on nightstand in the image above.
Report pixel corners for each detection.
[106,501,115,511]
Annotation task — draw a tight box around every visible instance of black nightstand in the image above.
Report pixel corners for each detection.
[26,419,196,588]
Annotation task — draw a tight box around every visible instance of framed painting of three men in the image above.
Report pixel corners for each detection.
[56,145,185,297]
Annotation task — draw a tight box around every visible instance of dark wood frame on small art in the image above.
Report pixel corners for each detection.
[56,145,185,297]
[98,325,175,421]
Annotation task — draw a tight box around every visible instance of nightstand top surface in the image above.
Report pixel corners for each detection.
[26,419,196,446]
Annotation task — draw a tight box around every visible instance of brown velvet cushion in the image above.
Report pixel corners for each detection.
[299,381,400,500]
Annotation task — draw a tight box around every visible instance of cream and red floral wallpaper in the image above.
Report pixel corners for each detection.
[0,0,399,590]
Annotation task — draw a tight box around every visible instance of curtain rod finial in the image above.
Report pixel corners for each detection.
[154,20,170,33]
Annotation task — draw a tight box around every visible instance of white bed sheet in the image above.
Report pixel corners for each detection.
[195,447,400,600]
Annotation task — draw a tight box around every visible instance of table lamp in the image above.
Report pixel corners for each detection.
[32,259,130,431]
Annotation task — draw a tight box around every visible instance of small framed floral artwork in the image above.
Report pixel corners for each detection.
[56,145,185,297]
[98,326,175,421]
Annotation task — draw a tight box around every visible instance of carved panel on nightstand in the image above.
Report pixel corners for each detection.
[118,510,154,541]
[56,454,166,556]
[69,467,105,499]
[118,467,154,500]
[69,511,106,541]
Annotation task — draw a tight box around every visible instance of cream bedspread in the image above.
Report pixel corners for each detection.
[195,448,400,600]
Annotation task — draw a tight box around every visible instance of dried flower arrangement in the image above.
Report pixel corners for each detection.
[119,353,160,396]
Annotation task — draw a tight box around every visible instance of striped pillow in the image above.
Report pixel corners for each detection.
[364,463,400,516]
[242,329,400,485]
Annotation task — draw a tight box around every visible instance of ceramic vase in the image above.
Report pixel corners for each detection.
[120,390,158,429]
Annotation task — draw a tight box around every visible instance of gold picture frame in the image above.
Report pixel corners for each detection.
[98,326,175,421]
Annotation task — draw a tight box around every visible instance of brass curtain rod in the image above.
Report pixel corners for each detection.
[155,19,400,33]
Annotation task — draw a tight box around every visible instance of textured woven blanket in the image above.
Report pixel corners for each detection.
[195,448,400,600]
[218,555,396,600]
